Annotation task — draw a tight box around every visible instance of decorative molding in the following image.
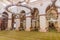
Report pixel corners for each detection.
[5,4,32,14]
[26,16,31,18]
[39,14,46,16]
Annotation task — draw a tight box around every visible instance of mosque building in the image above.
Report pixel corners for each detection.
[0,0,60,32]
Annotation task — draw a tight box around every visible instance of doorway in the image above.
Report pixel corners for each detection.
[48,21,57,32]
[46,6,58,32]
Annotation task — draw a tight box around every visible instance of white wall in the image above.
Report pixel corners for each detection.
[28,0,52,15]
[0,0,60,14]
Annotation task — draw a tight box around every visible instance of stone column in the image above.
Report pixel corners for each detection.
[25,16,31,31]
[7,12,12,30]
[32,20,35,30]
[57,14,60,32]
[39,15,48,32]
[15,19,20,30]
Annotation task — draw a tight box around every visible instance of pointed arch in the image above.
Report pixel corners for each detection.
[31,8,40,31]
[46,4,58,32]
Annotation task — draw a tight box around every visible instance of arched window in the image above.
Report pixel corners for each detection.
[46,3,58,32]
[31,8,39,31]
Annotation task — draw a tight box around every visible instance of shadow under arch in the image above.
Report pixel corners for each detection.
[5,4,32,30]
[19,10,26,31]
[31,8,40,31]
[1,12,8,30]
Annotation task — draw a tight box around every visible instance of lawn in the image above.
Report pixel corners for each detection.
[0,31,60,40]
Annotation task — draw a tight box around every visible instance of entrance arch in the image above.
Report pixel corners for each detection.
[46,5,58,32]
[31,8,40,31]
[6,5,32,31]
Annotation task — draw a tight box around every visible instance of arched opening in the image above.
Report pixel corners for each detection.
[6,5,32,31]
[1,12,8,30]
[31,8,40,31]
[46,5,58,32]
[19,10,26,31]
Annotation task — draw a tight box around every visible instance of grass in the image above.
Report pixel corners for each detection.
[0,31,60,40]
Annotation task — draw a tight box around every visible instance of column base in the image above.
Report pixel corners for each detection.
[7,19,12,30]
[39,29,47,32]
[25,27,31,31]
[6,28,12,30]
[26,16,31,31]
[15,27,19,31]
[56,27,60,32]
[39,16,48,32]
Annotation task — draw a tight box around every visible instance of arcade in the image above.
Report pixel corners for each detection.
[0,0,60,32]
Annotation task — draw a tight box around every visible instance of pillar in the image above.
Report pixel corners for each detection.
[39,15,48,32]
[15,19,20,30]
[25,16,31,31]
[15,15,20,30]
[7,12,12,30]
[57,14,60,32]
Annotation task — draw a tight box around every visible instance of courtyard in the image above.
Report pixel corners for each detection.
[0,31,59,40]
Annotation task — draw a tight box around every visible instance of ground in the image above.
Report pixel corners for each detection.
[0,31,60,40]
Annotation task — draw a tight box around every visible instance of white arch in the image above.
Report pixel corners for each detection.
[8,6,31,16]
